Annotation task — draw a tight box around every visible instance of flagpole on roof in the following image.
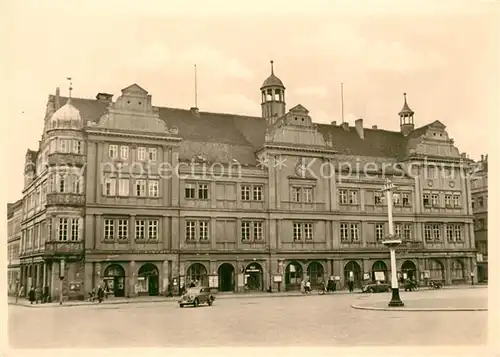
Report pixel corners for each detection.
[341,82,344,124]
[194,64,198,109]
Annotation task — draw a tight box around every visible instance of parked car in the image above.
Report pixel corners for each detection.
[404,279,419,291]
[178,286,215,308]
[362,281,391,293]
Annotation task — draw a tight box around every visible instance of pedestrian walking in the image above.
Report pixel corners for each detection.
[97,286,104,303]
[35,286,42,304]
[28,287,35,304]
[305,280,311,294]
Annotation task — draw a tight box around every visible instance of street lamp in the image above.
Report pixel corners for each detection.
[381,179,404,307]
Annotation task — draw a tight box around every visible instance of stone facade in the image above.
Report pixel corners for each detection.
[16,64,477,300]
[7,199,22,295]
[471,155,488,283]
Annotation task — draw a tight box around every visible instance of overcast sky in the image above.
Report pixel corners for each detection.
[1,0,498,203]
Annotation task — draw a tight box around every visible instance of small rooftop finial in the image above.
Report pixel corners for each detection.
[66,77,73,99]
[399,91,414,117]
[270,60,274,75]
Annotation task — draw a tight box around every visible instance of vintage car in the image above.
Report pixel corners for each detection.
[178,286,216,308]
[362,281,391,293]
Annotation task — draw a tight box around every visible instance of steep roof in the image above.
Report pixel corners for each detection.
[61,95,434,164]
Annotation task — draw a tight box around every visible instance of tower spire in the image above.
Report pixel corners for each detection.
[399,92,415,135]
[66,77,73,100]
[270,60,274,75]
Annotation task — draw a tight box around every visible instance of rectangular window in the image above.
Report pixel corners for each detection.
[431,194,439,207]
[120,146,129,160]
[453,194,461,208]
[148,220,158,240]
[478,197,484,207]
[427,166,436,179]
[349,191,358,204]
[446,225,454,241]
[304,223,313,240]
[253,186,263,201]
[375,223,384,241]
[303,188,313,203]
[109,145,118,158]
[445,194,452,207]
[58,218,68,241]
[423,194,430,207]
[117,219,128,240]
[454,225,462,241]
[395,223,402,238]
[340,223,349,241]
[70,218,79,241]
[185,183,195,199]
[374,192,382,205]
[148,180,159,197]
[350,223,359,241]
[403,224,411,240]
[72,176,80,194]
[402,193,410,206]
[241,185,251,201]
[47,219,52,241]
[198,183,209,200]
[199,221,209,241]
[148,148,157,162]
[471,199,475,210]
[58,176,66,193]
[293,223,302,241]
[393,193,401,205]
[339,189,347,204]
[135,179,146,197]
[186,221,196,241]
[241,221,251,241]
[105,178,116,196]
[104,219,115,240]
[292,187,301,202]
[135,220,145,240]
[424,224,432,241]
[60,139,69,153]
[432,224,441,240]
[137,147,146,161]
[254,222,263,241]
[118,178,129,196]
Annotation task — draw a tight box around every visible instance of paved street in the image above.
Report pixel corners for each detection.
[8,287,487,348]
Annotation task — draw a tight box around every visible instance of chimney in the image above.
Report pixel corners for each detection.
[190,107,200,116]
[372,125,378,130]
[331,121,337,126]
[96,93,113,102]
[340,122,349,131]
[355,118,364,139]
[55,87,60,110]
[481,154,484,161]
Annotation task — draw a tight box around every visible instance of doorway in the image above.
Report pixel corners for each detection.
[104,264,126,297]
[245,263,263,291]
[138,263,159,296]
[285,261,303,291]
[401,260,417,281]
[371,261,388,282]
[218,263,235,292]
[343,261,362,288]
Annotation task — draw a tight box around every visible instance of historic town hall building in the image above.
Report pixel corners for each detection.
[15,62,477,300]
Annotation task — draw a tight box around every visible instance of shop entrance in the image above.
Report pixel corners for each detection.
[138,263,159,296]
[218,263,235,292]
[245,263,263,291]
[371,261,388,282]
[343,261,362,288]
[104,264,126,297]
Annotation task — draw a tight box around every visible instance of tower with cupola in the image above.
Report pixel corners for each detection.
[399,92,415,136]
[261,60,286,125]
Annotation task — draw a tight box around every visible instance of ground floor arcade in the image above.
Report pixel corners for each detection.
[17,252,477,300]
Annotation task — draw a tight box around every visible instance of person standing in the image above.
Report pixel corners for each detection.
[35,286,42,304]
[28,287,35,304]
[347,279,354,293]
[97,286,104,303]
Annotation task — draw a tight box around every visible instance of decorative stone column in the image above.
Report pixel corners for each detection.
[162,260,169,295]
[128,260,136,298]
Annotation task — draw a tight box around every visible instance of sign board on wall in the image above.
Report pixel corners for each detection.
[363,273,370,280]
[424,270,430,279]
[273,275,283,283]
[349,271,354,278]
[209,275,219,288]
[374,271,385,281]
[334,276,341,281]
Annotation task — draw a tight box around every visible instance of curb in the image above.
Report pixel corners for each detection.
[350,304,488,312]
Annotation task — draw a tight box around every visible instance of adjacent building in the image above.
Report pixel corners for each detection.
[17,62,477,300]
[7,199,22,295]
[471,154,488,283]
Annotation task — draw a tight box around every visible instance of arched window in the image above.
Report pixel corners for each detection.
[451,260,464,280]
[429,259,444,281]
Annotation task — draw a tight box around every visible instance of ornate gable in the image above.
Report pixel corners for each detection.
[89,84,175,135]
[406,120,460,159]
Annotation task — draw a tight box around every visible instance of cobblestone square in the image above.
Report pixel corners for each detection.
[8,287,487,348]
